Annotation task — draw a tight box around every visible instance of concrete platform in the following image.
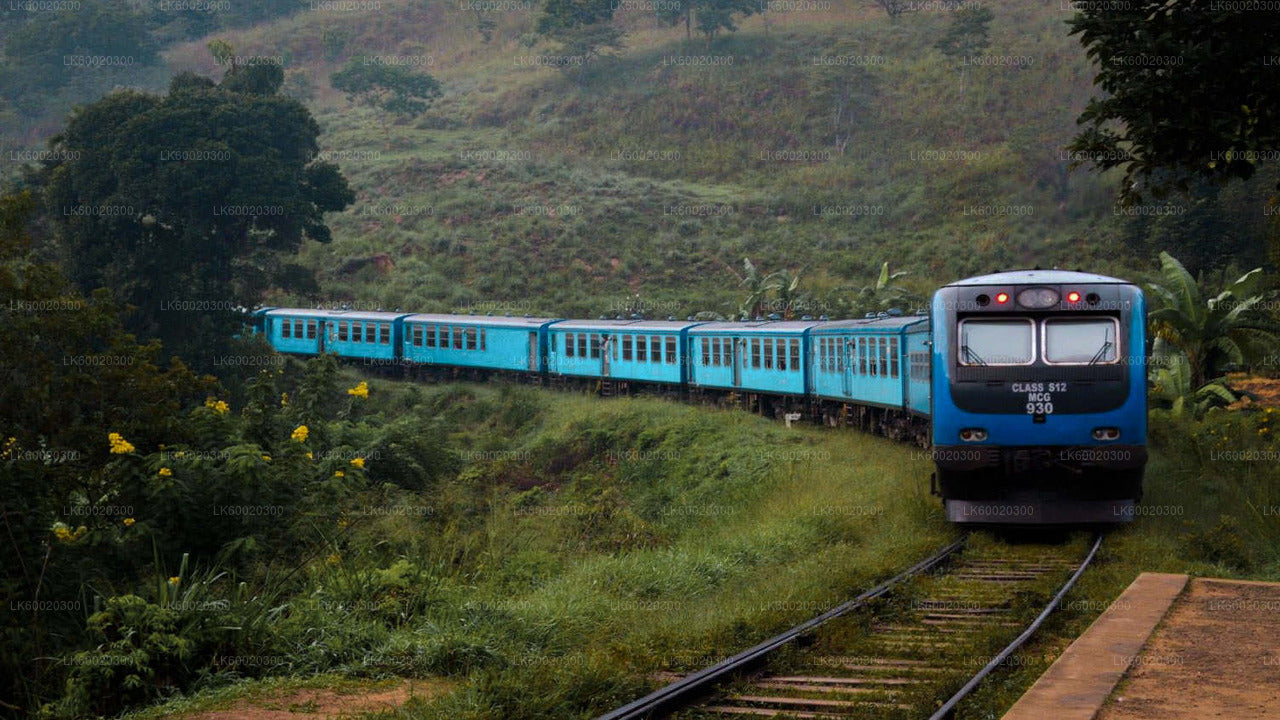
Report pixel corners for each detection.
[1001,572,1188,720]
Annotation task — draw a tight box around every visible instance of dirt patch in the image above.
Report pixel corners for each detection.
[1225,374,1280,409]
[1098,578,1280,720]
[177,680,444,720]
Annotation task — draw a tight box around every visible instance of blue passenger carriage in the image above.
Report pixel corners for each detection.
[263,309,410,361]
[686,321,817,399]
[547,320,703,387]
[930,270,1147,524]
[402,314,560,373]
[808,316,930,440]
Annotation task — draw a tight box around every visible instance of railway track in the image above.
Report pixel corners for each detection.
[599,533,1102,720]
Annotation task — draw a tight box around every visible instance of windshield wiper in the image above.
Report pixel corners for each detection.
[961,345,987,366]
[1087,329,1114,365]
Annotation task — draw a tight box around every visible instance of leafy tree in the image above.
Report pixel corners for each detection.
[1068,4,1280,203]
[1147,251,1280,389]
[330,59,442,143]
[537,0,622,68]
[39,69,353,368]
[656,0,758,45]
[868,0,913,21]
[934,6,992,59]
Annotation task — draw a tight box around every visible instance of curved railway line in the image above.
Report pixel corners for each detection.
[600,534,1103,720]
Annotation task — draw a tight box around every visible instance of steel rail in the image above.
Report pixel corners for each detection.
[927,532,1104,720]
[595,537,967,720]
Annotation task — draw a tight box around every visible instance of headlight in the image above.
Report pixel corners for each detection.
[1017,287,1059,309]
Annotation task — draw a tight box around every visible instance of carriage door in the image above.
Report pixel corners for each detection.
[732,338,743,387]
[528,332,538,371]
[601,336,611,377]
[842,338,855,397]
[317,320,326,353]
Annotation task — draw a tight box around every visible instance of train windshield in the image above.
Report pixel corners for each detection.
[958,319,1034,365]
[1044,318,1119,364]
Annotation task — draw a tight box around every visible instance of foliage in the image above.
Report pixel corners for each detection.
[655,0,759,44]
[37,67,353,369]
[537,0,622,66]
[1148,347,1236,420]
[1068,3,1280,203]
[1146,251,1280,389]
[331,60,442,117]
[933,5,992,59]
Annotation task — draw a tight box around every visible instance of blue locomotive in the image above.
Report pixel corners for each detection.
[255,269,1147,525]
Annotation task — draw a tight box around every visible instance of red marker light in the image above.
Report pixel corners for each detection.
[1066,291,1081,303]
[995,292,1009,304]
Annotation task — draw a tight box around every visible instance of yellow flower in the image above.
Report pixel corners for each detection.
[337,517,350,528]
[204,397,230,415]
[305,451,313,460]
[346,381,369,399]
[334,470,345,478]
[123,517,135,527]
[326,553,341,566]
[175,451,186,458]
[261,454,271,462]
[350,457,365,469]
[168,576,180,586]
[281,392,290,407]
[291,425,309,443]
[107,432,135,454]
[52,523,87,542]
[158,467,172,477]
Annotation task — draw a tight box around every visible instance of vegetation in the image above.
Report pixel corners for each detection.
[37,66,352,368]
[1069,3,1280,202]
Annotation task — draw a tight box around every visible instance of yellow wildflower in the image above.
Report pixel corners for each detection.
[281,392,290,407]
[108,432,135,455]
[346,381,369,399]
[305,451,313,460]
[337,517,350,528]
[123,518,135,527]
[261,454,271,462]
[168,576,180,586]
[204,397,230,415]
[291,425,309,443]
[326,553,341,566]
[350,457,365,469]
[158,467,172,477]
[334,470,345,478]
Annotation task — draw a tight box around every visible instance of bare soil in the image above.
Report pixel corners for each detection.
[1098,578,1280,720]
[172,680,446,720]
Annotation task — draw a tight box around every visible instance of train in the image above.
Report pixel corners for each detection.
[254,269,1147,524]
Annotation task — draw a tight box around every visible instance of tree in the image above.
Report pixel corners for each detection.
[537,0,622,69]
[934,6,992,59]
[1147,251,1280,389]
[1149,347,1236,419]
[656,0,758,45]
[869,0,913,21]
[330,60,441,143]
[1067,4,1280,203]
[39,69,353,368]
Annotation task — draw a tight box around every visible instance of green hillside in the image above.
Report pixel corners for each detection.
[154,0,1148,317]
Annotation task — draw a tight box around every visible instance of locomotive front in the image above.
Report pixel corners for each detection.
[930,270,1147,524]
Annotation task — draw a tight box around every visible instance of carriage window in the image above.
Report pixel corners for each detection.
[281,320,292,338]
[580,334,589,358]
[412,325,422,346]
[790,339,800,372]
[590,334,601,359]
[1044,318,1119,365]
[481,329,486,351]
[623,335,633,361]
[453,327,463,349]
[381,324,390,344]
[307,321,317,339]
[425,325,436,348]
[368,323,376,342]
[763,338,773,369]
[958,319,1035,365]
[292,320,302,338]
[878,338,888,377]
[666,336,676,363]
[702,338,711,365]
[750,339,760,368]
[651,336,661,363]
[776,338,786,371]
[889,338,899,378]
[338,322,348,342]
[353,323,364,343]
[467,328,477,350]
[713,338,722,366]
[566,333,575,357]
[858,339,867,374]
